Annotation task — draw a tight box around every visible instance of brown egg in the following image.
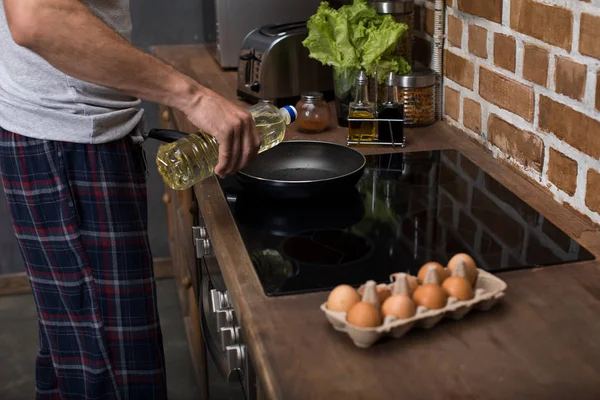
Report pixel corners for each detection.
[442,276,474,301]
[381,294,416,319]
[347,302,382,327]
[413,283,448,309]
[417,262,448,284]
[447,253,478,286]
[358,284,392,304]
[326,284,360,312]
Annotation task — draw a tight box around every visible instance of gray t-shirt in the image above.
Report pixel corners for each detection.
[0,0,145,143]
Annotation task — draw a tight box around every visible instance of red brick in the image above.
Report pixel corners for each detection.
[510,0,573,51]
[539,96,600,159]
[586,169,600,215]
[458,0,502,23]
[447,14,463,48]
[463,98,481,134]
[488,114,544,172]
[444,86,460,121]
[555,56,587,101]
[580,13,600,61]
[494,33,517,73]
[425,7,435,36]
[547,148,578,196]
[522,43,549,87]
[468,24,488,59]
[444,49,475,90]
[479,67,535,122]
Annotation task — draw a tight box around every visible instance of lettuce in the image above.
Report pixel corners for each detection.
[302,0,411,86]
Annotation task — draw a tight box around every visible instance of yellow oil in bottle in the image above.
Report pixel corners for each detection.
[156,105,294,190]
[348,70,377,143]
[348,110,376,142]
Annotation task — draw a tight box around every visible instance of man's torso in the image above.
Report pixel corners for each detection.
[0,0,144,143]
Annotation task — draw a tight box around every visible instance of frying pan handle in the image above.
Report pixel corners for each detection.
[148,129,188,143]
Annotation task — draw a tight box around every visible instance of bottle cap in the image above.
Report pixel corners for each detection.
[301,92,324,101]
[281,105,297,123]
[356,70,368,84]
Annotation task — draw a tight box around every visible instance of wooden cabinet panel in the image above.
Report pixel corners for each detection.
[161,104,208,399]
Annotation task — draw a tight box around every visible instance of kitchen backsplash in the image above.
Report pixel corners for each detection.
[414,0,600,226]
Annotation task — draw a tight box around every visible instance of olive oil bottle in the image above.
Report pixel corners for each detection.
[378,72,405,146]
[348,71,376,142]
[156,102,297,190]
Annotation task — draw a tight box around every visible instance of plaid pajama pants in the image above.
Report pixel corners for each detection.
[0,128,167,399]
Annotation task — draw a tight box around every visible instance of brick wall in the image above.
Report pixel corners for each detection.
[415,0,600,225]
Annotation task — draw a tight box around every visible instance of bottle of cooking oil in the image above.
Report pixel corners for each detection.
[348,70,376,142]
[156,102,297,190]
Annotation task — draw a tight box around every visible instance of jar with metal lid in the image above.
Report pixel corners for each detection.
[397,66,436,126]
[295,92,332,133]
[369,0,414,65]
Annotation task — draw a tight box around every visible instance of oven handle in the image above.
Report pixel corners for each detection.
[199,274,231,378]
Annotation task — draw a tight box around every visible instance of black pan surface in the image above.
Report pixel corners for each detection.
[237,141,366,198]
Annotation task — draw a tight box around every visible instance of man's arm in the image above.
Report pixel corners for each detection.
[3,0,260,177]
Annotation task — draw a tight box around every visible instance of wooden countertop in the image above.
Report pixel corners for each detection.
[152,45,600,400]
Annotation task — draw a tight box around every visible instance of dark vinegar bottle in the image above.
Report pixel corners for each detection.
[378,72,405,146]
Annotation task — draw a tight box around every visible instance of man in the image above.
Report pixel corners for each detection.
[0,1,260,399]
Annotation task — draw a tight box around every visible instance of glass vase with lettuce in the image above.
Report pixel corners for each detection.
[302,0,411,127]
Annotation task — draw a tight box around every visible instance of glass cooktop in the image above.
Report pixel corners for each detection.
[219,150,595,297]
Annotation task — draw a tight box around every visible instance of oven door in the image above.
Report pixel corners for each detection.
[198,252,257,400]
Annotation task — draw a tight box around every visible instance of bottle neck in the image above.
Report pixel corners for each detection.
[354,81,370,105]
[278,106,296,125]
[384,83,398,105]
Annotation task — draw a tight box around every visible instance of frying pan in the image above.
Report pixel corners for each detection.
[148,129,366,198]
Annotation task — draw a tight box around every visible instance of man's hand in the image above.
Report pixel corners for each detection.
[184,88,261,177]
[3,0,260,176]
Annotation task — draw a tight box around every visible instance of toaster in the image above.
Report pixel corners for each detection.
[236,22,334,106]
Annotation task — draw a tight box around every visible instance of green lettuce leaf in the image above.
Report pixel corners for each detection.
[302,2,358,69]
[361,15,408,72]
[302,0,411,79]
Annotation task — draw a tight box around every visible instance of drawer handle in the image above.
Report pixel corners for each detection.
[181,276,192,289]
[162,110,171,122]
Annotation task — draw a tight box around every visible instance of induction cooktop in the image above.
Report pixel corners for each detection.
[219,149,595,297]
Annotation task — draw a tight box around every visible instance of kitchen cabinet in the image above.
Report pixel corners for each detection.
[159,104,209,400]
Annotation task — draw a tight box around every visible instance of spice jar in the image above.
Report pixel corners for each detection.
[295,92,331,133]
[397,66,436,127]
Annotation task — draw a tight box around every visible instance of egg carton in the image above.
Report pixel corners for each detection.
[320,268,507,348]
